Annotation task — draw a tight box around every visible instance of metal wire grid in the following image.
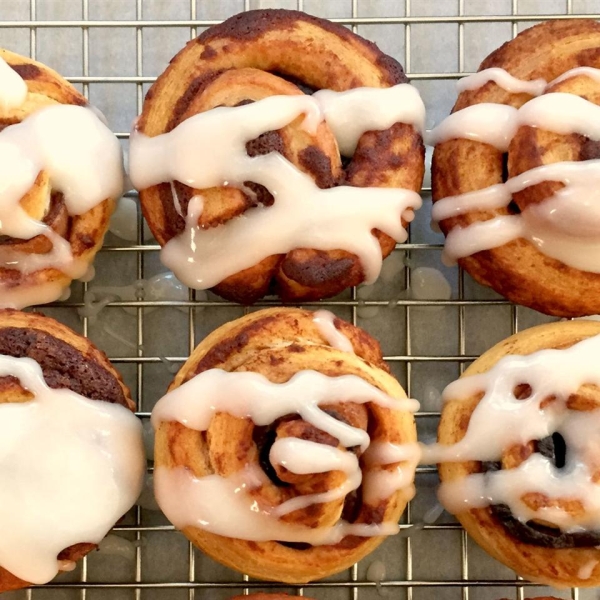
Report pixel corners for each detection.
[2,0,596,599]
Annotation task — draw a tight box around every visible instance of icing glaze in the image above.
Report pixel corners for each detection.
[0,104,123,309]
[152,368,418,544]
[422,333,600,533]
[426,93,600,150]
[455,66,600,97]
[0,56,28,110]
[0,354,144,584]
[312,84,425,155]
[130,87,424,289]
[434,160,600,270]
[313,309,354,353]
[430,68,600,270]
[456,68,546,96]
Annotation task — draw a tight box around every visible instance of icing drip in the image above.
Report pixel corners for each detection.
[457,68,546,96]
[0,57,28,110]
[152,368,418,544]
[0,104,123,308]
[155,465,398,544]
[130,87,424,289]
[312,84,425,155]
[408,267,452,303]
[366,559,386,587]
[422,334,600,533]
[456,66,600,97]
[313,309,354,353]
[0,354,144,584]
[549,66,600,87]
[578,559,599,580]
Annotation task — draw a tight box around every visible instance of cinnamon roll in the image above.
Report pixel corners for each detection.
[0,309,144,592]
[425,321,600,587]
[130,8,425,304]
[430,19,600,317]
[152,308,418,583]
[0,49,123,309]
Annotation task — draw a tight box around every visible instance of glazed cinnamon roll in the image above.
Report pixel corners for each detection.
[130,9,425,304]
[0,309,144,592]
[430,19,600,317]
[425,321,600,587]
[152,308,418,583]
[0,49,123,309]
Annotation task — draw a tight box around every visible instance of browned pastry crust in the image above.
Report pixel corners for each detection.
[0,309,134,592]
[438,321,600,587]
[154,308,416,583]
[0,49,115,306]
[137,9,424,304]
[432,19,600,317]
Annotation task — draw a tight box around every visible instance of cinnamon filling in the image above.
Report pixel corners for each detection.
[485,434,600,548]
[0,326,127,406]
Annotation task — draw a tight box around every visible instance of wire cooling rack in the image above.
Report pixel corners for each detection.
[1,0,598,599]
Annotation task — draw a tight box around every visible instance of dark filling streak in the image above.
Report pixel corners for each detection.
[269,71,317,95]
[253,425,290,487]
[277,541,312,550]
[507,200,521,215]
[261,409,368,550]
[10,63,42,80]
[501,153,509,182]
[483,435,599,548]
[580,137,600,161]
[0,326,127,405]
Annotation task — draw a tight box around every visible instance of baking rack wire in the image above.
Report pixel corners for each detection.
[7,0,595,598]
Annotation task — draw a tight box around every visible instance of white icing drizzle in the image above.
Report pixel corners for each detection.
[0,57,28,110]
[152,368,418,544]
[312,84,425,155]
[426,103,517,150]
[549,66,600,87]
[362,441,421,504]
[313,309,354,353]
[457,68,547,96]
[0,104,123,309]
[421,334,600,533]
[426,93,600,150]
[269,438,361,516]
[455,66,600,98]
[429,73,600,269]
[0,354,144,584]
[130,87,424,290]
[434,160,600,270]
[578,559,599,580]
